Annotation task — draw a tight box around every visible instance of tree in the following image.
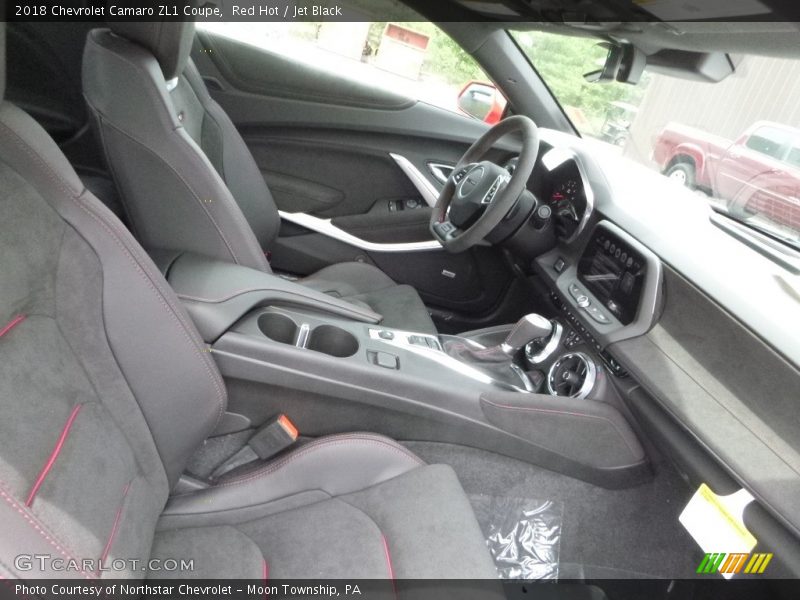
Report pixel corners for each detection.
[513,31,650,135]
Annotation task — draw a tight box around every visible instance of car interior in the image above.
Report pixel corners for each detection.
[2,0,800,597]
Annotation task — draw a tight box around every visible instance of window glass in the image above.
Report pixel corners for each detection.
[785,145,800,169]
[197,21,505,121]
[745,127,790,159]
[510,28,800,246]
[510,30,649,139]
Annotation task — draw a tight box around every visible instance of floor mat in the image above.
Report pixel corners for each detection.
[404,441,702,579]
[471,494,563,579]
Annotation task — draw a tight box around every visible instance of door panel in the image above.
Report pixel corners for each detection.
[330,206,433,244]
[192,31,524,323]
[246,134,430,218]
[261,169,344,215]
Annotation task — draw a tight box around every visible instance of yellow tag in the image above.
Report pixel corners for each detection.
[697,484,757,548]
[680,483,757,578]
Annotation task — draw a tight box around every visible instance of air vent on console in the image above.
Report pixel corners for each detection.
[547,352,597,399]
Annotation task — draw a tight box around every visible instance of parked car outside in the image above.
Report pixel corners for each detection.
[653,121,800,234]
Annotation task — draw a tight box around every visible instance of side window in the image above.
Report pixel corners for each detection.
[197,22,505,121]
[784,142,800,169]
[745,127,790,159]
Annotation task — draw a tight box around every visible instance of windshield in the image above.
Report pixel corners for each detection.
[511,29,800,250]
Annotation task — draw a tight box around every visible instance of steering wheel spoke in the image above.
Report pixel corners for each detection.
[432,219,463,243]
[450,163,477,186]
[481,173,512,205]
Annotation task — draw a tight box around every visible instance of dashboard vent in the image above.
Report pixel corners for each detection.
[547,352,597,399]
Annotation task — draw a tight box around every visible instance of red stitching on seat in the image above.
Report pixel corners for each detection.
[0,121,227,428]
[0,485,95,580]
[26,404,83,506]
[268,559,269,598]
[97,481,131,572]
[381,534,395,580]
[0,314,26,339]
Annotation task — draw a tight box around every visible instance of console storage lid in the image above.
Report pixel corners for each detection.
[162,252,382,342]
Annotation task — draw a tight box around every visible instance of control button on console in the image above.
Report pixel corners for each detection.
[576,294,590,308]
[584,304,611,324]
[378,330,395,340]
[553,257,566,273]
[408,335,441,350]
[373,352,399,369]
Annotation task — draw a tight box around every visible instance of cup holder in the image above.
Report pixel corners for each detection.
[258,312,299,345]
[307,325,359,358]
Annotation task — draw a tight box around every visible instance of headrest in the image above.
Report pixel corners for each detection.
[109,21,195,81]
[0,22,6,102]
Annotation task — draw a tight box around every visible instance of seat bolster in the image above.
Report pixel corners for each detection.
[183,62,282,250]
[159,433,424,528]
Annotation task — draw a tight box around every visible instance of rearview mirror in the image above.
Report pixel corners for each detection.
[584,42,646,85]
[457,81,508,124]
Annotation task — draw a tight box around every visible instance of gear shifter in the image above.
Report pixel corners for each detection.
[441,314,556,391]
[500,314,554,357]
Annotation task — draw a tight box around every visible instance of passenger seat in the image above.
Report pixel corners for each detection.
[82,21,438,335]
[0,23,497,580]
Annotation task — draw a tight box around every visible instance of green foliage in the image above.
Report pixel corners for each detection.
[512,31,649,135]
[362,23,649,134]
[416,25,485,84]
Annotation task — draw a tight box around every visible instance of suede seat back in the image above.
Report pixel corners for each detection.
[82,23,280,272]
[0,22,226,574]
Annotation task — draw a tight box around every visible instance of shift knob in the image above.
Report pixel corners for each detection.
[501,314,554,356]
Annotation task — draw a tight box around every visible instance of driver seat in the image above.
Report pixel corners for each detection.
[82,21,437,334]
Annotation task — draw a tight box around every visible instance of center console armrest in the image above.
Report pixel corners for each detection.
[163,253,382,342]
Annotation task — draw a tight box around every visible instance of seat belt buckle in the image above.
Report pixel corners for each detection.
[210,415,299,481]
[249,414,299,460]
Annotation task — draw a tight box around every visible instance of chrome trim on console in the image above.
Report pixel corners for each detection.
[525,321,563,365]
[546,352,597,400]
[368,329,530,393]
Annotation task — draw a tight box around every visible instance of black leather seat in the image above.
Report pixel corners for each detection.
[81,21,437,334]
[0,23,495,579]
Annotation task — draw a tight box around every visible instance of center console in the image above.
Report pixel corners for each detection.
[162,243,653,489]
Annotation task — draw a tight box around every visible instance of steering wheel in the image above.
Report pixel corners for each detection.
[430,115,540,253]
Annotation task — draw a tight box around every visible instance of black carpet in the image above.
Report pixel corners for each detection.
[403,441,703,580]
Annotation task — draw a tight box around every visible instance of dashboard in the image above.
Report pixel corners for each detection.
[578,227,647,326]
[514,132,800,567]
[505,147,593,244]
[501,143,661,343]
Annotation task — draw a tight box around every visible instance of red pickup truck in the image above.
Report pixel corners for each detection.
[653,121,800,233]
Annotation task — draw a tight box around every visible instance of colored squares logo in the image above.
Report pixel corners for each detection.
[697,553,773,575]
